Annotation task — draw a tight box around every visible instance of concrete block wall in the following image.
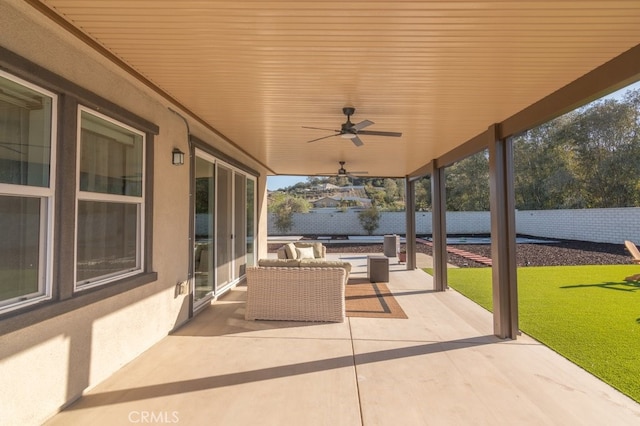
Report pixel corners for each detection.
[445,211,491,234]
[515,207,640,244]
[267,207,640,244]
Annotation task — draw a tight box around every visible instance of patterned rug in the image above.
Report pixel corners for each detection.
[345,278,408,319]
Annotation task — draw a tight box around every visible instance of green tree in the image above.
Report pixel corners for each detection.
[554,92,640,208]
[513,118,579,209]
[383,178,399,203]
[446,151,490,211]
[364,183,386,207]
[337,176,349,186]
[268,193,311,233]
[358,206,380,235]
[414,177,431,211]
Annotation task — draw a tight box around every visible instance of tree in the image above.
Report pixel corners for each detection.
[446,151,490,211]
[560,95,640,208]
[513,118,579,209]
[414,177,431,211]
[358,206,380,235]
[364,183,386,207]
[268,193,311,233]
[383,178,399,203]
[336,175,349,186]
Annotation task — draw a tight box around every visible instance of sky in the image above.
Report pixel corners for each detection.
[266,81,640,191]
[267,175,308,191]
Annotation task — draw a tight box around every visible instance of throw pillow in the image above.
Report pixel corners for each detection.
[284,243,298,259]
[312,242,324,258]
[294,242,323,258]
[296,246,315,259]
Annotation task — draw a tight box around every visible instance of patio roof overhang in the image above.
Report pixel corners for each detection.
[22,0,640,340]
[27,0,640,179]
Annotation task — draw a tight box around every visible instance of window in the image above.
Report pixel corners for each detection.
[0,71,56,313]
[76,108,144,289]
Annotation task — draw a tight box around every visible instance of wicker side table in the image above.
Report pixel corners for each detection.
[367,255,389,282]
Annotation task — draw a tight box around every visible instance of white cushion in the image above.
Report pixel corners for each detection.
[296,246,315,259]
[284,243,298,259]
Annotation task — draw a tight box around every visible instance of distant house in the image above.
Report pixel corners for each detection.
[342,196,372,208]
[313,183,340,191]
[311,196,341,208]
[311,196,371,209]
[338,185,365,192]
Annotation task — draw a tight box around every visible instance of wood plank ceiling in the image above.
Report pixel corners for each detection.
[36,0,640,178]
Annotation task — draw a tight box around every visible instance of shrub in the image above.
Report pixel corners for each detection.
[358,206,380,235]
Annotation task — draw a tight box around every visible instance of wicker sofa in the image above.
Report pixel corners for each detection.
[245,266,346,322]
[268,240,352,282]
[276,241,327,260]
[257,258,352,282]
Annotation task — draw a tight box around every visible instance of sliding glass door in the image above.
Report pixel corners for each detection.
[193,150,256,309]
[194,156,215,304]
[215,164,233,292]
[234,173,247,278]
[246,178,256,268]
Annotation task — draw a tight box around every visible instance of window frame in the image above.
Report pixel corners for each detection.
[74,107,146,290]
[0,46,158,332]
[0,70,57,314]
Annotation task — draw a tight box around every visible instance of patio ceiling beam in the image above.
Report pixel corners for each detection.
[409,43,640,183]
[501,43,640,139]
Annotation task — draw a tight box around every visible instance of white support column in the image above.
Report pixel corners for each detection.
[488,124,519,339]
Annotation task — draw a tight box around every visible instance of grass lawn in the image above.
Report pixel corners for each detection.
[425,265,640,403]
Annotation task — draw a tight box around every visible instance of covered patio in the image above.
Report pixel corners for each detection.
[2,1,640,424]
[47,254,640,425]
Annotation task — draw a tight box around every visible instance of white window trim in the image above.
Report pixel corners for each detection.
[0,70,57,314]
[74,106,145,290]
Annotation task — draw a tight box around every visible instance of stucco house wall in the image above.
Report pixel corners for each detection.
[0,2,269,424]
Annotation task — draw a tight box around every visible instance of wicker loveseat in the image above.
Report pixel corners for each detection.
[245,266,346,322]
[257,258,352,283]
[276,241,327,260]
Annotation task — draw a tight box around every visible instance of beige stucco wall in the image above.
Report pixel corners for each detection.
[0,1,268,424]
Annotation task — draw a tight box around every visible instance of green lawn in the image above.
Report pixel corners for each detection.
[425,265,640,403]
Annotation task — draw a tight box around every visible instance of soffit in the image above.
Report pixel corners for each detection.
[37,0,640,177]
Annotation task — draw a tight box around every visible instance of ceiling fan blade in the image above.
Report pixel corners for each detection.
[349,171,368,175]
[352,119,374,131]
[351,136,364,147]
[356,130,402,137]
[302,126,340,132]
[306,133,340,143]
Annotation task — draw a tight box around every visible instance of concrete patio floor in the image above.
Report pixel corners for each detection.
[47,253,640,425]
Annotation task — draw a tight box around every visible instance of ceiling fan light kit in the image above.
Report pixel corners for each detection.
[303,107,402,147]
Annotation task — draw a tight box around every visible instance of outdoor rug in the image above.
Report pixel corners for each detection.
[345,278,408,319]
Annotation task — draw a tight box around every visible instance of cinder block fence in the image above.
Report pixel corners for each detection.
[263,207,640,245]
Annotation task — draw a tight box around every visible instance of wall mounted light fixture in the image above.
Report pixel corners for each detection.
[172,148,185,166]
